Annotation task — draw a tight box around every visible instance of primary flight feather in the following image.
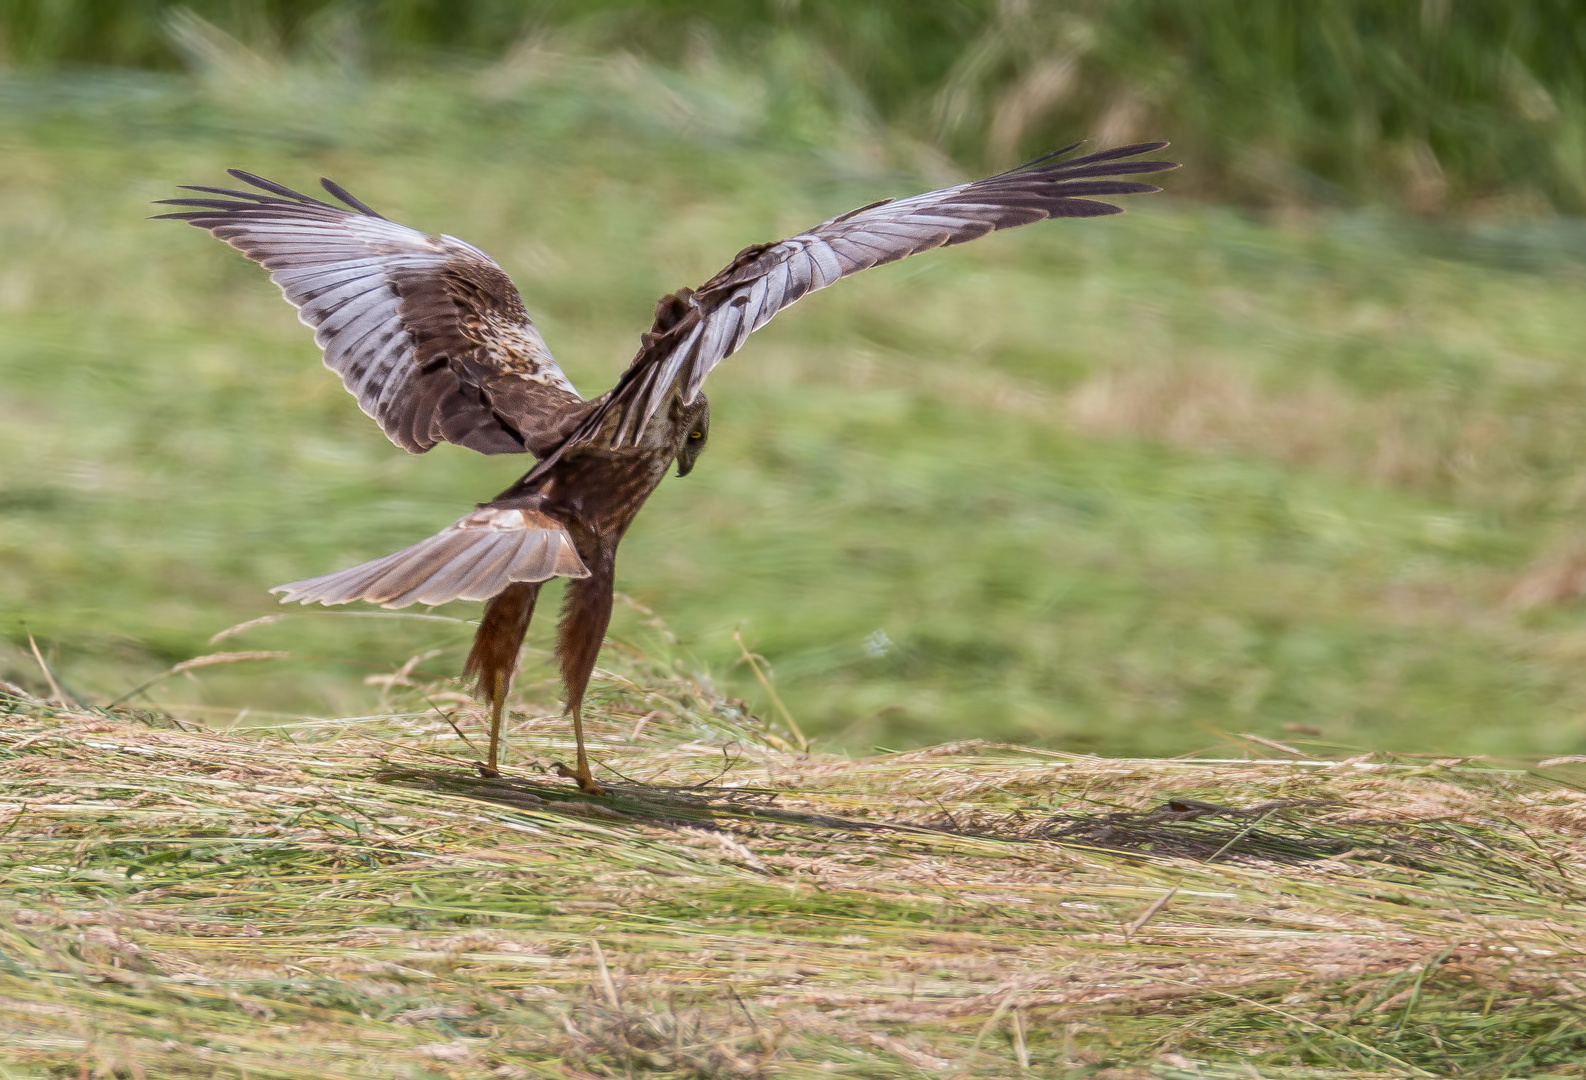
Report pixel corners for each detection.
[159,141,1177,793]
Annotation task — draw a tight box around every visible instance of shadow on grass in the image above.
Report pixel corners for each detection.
[373,764,1555,884]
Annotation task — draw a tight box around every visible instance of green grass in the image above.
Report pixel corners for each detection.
[4,1,1586,211]
[5,658,1586,1078]
[4,57,1586,759]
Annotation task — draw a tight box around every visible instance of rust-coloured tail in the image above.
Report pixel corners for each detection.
[272,504,587,610]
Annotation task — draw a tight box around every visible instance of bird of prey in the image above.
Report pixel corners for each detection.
[158,141,1176,794]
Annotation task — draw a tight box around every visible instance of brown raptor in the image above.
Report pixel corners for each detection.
[159,142,1176,793]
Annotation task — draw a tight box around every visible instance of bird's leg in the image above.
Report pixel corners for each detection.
[481,670,509,778]
[463,582,541,777]
[555,549,615,795]
[559,701,599,794]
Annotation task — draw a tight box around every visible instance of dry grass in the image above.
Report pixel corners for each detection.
[3,645,1586,1079]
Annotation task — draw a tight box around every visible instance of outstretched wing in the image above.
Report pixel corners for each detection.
[156,171,590,457]
[552,141,1177,456]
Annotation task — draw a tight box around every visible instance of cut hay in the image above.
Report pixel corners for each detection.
[2,651,1585,1078]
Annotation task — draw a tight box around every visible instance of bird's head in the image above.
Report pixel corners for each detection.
[675,395,710,478]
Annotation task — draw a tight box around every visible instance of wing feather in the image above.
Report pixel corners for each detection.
[296,273,385,313]
[805,240,844,288]
[157,171,589,457]
[578,141,1176,439]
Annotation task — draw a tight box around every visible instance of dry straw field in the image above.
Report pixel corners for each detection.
[6,8,1586,1076]
[4,642,1586,1078]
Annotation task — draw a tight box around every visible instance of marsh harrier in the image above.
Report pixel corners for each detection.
[160,142,1176,793]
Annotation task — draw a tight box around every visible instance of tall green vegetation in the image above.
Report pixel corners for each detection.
[1,0,1583,211]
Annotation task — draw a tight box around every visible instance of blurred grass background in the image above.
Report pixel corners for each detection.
[3,1,1586,759]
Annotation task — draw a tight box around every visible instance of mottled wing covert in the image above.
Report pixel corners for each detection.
[156,171,588,456]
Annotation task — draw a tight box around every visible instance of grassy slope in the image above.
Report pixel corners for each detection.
[4,59,1586,760]
[4,657,1586,1079]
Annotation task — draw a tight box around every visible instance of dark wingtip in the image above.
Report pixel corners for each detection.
[1030,139,1088,164]
[1062,141,1178,169]
[998,139,1177,181]
[155,171,379,222]
[1090,140,1171,158]
[994,140,1088,178]
[1087,183,1166,216]
[320,176,386,219]
[149,203,217,222]
[224,169,330,206]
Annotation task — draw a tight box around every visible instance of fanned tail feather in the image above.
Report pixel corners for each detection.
[272,506,588,609]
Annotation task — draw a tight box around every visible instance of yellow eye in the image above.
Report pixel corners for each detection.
[690,431,703,439]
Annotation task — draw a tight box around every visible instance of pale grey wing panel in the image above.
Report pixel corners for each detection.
[156,172,581,457]
[605,141,1177,444]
